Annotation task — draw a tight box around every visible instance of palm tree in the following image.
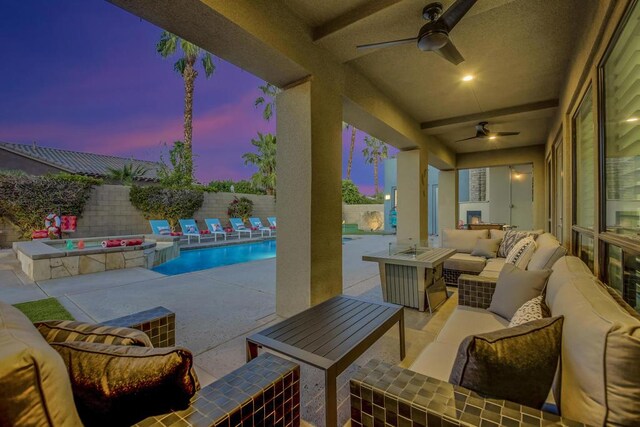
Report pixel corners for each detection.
[242,133,277,195]
[156,31,215,180]
[362,136,388,195]
[106,163,149,185]
[343,122,358,180]
[254,83,280,121]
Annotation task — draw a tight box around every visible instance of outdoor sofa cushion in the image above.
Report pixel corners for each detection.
[488,264,551,321]
[527,233,566,271]
[37,320,152,347]
[0,301,83,427]
[545,256,640,426]
[52,341,200,426]
[441,229,489,253]
[449,316,564,409]
[479,257,506,279]
[443,253,486,273]
[470,238,501,258]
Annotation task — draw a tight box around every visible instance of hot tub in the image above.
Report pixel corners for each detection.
[13,235,177,281]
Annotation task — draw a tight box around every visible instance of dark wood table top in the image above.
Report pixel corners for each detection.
[247,295,403,374]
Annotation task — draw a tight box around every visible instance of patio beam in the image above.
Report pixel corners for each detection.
[312,0,403,42]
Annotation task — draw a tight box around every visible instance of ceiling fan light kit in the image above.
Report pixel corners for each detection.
[356,0,477,65]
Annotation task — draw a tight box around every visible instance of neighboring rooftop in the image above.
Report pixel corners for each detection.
[0,141,161,181]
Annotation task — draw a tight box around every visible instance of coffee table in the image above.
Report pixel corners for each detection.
[246,295,405,427]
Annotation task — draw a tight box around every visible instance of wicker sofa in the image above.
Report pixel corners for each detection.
[0,302,300,427]
[441,229,564,286]
[351,256,640,426]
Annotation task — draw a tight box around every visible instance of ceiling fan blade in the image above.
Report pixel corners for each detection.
[356,37,417,51]
[455,135,480,142]
[493,131,521,136]
[435,39,465,65]
[441,0,478,30]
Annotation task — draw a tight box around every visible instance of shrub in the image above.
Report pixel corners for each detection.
[0,172,100,238]
[207,179,266,195]
[130,185,204,230]
[227,196,254,222]
[342,179,367,204]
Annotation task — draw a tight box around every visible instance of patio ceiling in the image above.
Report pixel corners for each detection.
[284,0,599,153]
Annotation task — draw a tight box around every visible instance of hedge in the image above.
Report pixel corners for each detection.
[129,185,204,230]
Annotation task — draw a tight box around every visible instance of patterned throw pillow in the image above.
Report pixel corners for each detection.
[498,230,534,258]
[509,295,550,327]
[505,236,536,268]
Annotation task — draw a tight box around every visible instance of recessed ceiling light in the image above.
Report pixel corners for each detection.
[626,117,638,122]
[489,136,497,140]
[462,75,474,81]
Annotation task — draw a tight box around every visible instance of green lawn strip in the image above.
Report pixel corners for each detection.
[13,297,75,323]
[343,230,387,235]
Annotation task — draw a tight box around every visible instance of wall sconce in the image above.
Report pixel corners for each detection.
[384,194,391,200]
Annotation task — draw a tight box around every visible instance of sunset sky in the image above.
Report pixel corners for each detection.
[0,1,397,195]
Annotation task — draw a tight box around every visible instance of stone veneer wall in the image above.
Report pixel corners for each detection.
[0,185,276,247]
[342,204,384,231]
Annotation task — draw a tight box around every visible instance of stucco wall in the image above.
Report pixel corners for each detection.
[342,204,384,231]
[0,184,276,247]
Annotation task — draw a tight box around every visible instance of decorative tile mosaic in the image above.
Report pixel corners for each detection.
[457,275,497,309]
[135,352,300,427]
[350,359,586,427]
[443,269,479,287]
[102,306,175,348]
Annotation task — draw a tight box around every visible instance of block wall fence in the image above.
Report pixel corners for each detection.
[0,185,385,247]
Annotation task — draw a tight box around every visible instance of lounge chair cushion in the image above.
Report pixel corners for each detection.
[443,253,486,273]
[157,226,171,235]
[488,264,551,321]
[441,229,489,253]
[545,256,640,426]
[0,301,83,426]
[449,316,564,409]
[36,320,152,347]
[52,341,200,426]
[527,233,567,271]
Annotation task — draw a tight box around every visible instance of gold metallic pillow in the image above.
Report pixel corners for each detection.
[37,320,152,347]
[52,341,200,426]
[449,316,563,409]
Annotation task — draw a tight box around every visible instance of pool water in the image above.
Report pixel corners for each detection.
[153,240,277,275]
[153,238,353,275]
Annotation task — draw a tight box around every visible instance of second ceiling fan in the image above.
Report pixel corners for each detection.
[455,122,521,142]
[356,0,477,65]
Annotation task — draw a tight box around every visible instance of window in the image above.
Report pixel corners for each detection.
[604,243,640,311]
[577,233,594,271]
[602,0,640,240]
[574,88,595,229]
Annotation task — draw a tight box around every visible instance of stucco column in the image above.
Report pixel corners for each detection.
[396,149,428,244]
[438,170,458,237]
[275,79,343,317]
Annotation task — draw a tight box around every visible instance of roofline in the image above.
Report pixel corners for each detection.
[0,144,76,174]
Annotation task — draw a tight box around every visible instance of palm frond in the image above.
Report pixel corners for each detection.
[156,31,178,57]
[201,53,215,78]
[174,58,186,75]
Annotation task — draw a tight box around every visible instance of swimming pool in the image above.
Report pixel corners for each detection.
[153,240,277,275]
[152,238,353,275]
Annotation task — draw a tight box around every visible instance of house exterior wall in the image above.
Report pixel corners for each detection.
[0,151,64,175]
[0,184,276,247]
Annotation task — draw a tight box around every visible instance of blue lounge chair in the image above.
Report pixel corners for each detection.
[267,217,276,228]
[229,218,255,238]
[149,219,173,236]
[178,219,203,244]
[204,218,232,241]
[249,217,272,237]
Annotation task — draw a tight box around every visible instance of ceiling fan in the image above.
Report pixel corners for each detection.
[455,121,521,142]
[356,0,477,65]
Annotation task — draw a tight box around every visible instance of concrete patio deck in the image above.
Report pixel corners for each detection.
[0,235,454,426]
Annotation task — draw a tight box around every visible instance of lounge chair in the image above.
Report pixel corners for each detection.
[249,217,272,237]
[229,218,255,238]
[178,219,208,244]
[204,218,233,241]
[149,219,179,236]
[267,217,276,228]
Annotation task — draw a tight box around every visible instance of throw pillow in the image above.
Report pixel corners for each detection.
[505,236,536,268]
[509,295,550,327]
[498,230,535,258]
[52,341,200,426]
[488,264,551,320]
[36,320,152,347]
[449,316,564,409]
[470,238,502,258]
